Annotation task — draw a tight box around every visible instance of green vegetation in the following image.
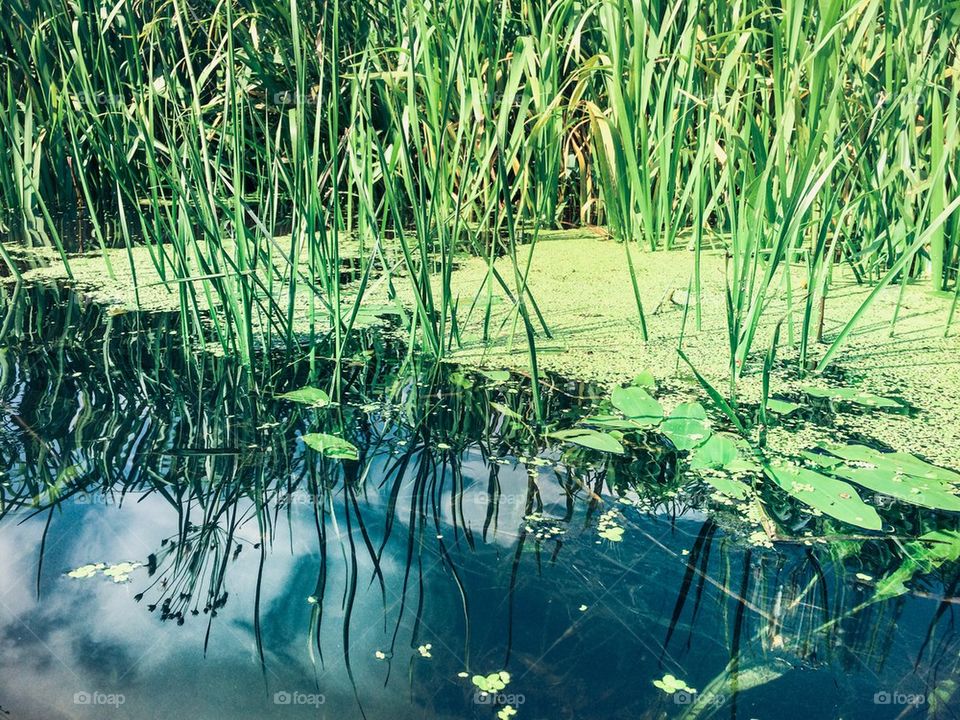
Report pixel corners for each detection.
[2,284,959,716]
[2,0,959,396]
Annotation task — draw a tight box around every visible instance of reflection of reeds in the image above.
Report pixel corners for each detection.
[2,285,959,714]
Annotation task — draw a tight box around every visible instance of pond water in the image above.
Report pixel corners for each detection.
[0,286,957,720]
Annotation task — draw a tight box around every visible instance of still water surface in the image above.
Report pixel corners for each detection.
[0,287,956,719]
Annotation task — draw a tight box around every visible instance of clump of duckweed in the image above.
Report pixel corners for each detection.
[66,561,143,583]
[597,509,625,542]
[523,512,566,542]
[653,674,696,695]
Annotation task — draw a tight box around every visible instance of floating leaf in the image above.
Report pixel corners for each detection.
[661,402,711,451]
[802,386,902,409]
[766,464,882,530]
[547,429,624,454]
[689,434,738,469]
[820,444,960,485]
[481,369,511,384]
[598,526,624,542]
[830,467,960,512]
[302,433,359,460]
[766,398,801,416]
[277,386,331,407]
[611,386,663,425]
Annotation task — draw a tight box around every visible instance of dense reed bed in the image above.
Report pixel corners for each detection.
[1,0,959,383]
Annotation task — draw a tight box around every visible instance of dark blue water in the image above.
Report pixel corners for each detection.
[0,287,957,719]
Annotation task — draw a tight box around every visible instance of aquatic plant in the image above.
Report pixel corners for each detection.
[0,0,957,389]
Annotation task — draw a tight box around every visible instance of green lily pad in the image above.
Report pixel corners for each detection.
[766,398,801,416]
[661,402,711,451]
[481,369,511,384]
[277,386,331,407]
[472,671,510,693]
[598,526,625,542]
[766,464,882,530]
[67,563,105,579]
[820,444,960,485]
[302,433,359,460]
[610,386,663,425]
[830,467,960,512]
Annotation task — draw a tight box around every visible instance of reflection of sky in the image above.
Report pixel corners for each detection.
[0,449,954,720]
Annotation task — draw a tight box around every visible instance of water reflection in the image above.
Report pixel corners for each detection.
[0,283,957,719]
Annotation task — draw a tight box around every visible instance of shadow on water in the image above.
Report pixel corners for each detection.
[0,283,958,719]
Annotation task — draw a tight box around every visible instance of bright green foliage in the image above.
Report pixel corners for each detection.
[1,0,958,380]
[660,403,711,451]
[301,433,359,460]
[277,387,331,407]
[765,464,883,531]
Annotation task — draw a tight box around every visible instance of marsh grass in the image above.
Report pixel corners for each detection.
[1,0,959,396]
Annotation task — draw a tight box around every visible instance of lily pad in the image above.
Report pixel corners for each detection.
[67,563,105,579]
[830,467,960,512]
[302,433,359,460]
[277,387,331,407]
[661,402,711,451]
[481,369,511,384]
[472,671,510,693]
[766,398,801,416]
[765,464,882,531]
[820,444,960,485]
[610,386,663,425]
[653,674,695,694]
